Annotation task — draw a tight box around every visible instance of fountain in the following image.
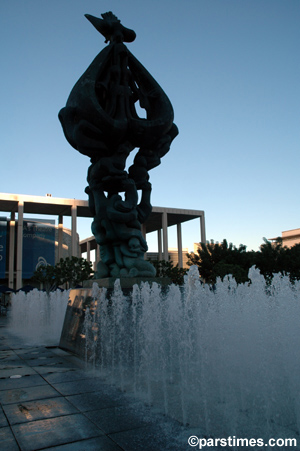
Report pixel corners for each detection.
[60,265,300,443]
[8,266,300,443]
[9,289,69,346]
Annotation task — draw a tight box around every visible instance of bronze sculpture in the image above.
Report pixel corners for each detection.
[59,12,178,278]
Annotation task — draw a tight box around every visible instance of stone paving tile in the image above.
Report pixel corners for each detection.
[0,339,33,350]
[85,404,149,434]
[12,413,104,451]
[60,355,86,368]
[0,383,61,405]
[0,405,8,427]
[48,348,76,357]
[65,389,128,412]
[52,377,110,396]
[42,435,124,450]
[1,320,199,451]
[0,360,26,370]
[0,353,23,363]
[32,363,79,374]
[0,365,37,377]
[0,373,47,391]
[0,344,14,351]
[13,347,51,355]
[42,369,95,384]
[19,356,72,367]
[18,352,60,361]
[8,344,33,350]
[0,350,15,357]
[0,425,20,451]
[3,396,79,425]
[0,359,23,367]
[15,348,55,356]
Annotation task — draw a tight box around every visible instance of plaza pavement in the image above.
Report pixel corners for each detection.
[0,314,195,451]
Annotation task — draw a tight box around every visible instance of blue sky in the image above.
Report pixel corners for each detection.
[1,0,299,252]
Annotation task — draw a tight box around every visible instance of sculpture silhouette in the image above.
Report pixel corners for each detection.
[59,12,178,278]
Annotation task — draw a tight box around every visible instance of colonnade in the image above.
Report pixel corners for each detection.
[0,193,206,289]
[80,207,206,271]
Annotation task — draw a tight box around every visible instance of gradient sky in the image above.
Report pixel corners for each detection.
[1,0,299,252]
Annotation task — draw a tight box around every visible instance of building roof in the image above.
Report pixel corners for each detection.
[0,193,204,232]
[0,193,91,217]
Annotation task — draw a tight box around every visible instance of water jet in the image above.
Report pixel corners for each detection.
[9,289,69,346]
[58,266,300,442]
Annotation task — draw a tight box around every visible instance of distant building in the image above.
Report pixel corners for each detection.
[194,243,201,253]
[146,248,190,268]
[270,229,300,248]
[0,216,79,287]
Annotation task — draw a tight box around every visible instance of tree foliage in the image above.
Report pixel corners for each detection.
[256,238,300,284]
[32,264,58,293]
[55,257,94,289]
[187,238,300,285]
[254,238,284,284]
[32,257,94,291]
[187,239,256,284]
[150,259,187,285]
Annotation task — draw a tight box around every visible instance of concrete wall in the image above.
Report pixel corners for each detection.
[282,229,300,248]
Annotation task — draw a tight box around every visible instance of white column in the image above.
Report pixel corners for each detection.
[96,245,100,263]
[16,201,24,290]
[200,212,206,244]
[8,212,15,289]
[86,240,91,262]
[71,205,77,257]
[157,229,162,261]
[177,222,183,268]
[162,211,168,261]
[58,214,63,261]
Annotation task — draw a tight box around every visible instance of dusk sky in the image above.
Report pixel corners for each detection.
[1,0,299,252]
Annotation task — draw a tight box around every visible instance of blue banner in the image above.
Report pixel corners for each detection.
[0,218,7,278]
[22,220,55,278]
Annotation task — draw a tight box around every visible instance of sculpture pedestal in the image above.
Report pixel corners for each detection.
[59,277,172,357]
[59,288,94,356]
